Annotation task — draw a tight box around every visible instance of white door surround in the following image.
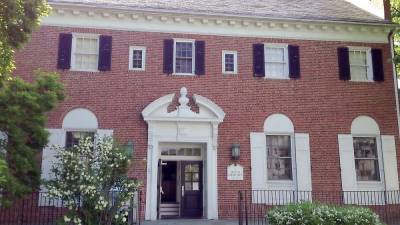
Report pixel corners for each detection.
[142,87,225,220]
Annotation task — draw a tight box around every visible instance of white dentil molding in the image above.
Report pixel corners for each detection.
[42,4,396,43]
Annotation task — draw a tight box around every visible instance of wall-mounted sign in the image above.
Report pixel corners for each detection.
[227,164,244,181]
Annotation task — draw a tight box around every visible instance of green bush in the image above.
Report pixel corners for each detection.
[267,202,384,225]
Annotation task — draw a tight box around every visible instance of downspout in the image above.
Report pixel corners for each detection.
[389,29,400,138]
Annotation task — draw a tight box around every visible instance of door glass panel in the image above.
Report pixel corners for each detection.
[192,173,199,181]
[192,182,199,191]
[185,173,191,181]
[185,182,192,190]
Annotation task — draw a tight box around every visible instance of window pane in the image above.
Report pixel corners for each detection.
[265,62,285,77]
[350,50,367,66]
[353,137,378,158]
[353,137,380,181]
[350,66,367,81]
[176,58,192,73]
[224,54,235,72]
[355,159,380,181]
[176,42,193,58]
[266,47,284,62]
[266,135,292,180]
[132,50,143,69]
[66,131,95,148]
[192,182,199,191]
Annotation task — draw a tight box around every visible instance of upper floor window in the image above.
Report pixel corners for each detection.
[222,51,238,74]
[71,33,100,72]
[174,39,195,75]
[266,135,293,180]
[353,137,380,181]
[264,44,289,79]
[349,47,373,82]
[129,46,146,71]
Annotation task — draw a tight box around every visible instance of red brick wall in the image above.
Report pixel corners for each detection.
[13,26,399,218]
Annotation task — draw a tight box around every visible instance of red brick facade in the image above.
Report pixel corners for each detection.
[14,25,399,218]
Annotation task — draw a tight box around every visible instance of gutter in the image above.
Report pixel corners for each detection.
[49,2,398,28]
[389,30,400,138]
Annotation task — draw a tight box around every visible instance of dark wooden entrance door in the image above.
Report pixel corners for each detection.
[180,161,203,218]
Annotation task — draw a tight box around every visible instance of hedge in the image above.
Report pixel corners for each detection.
[267,202,384,225]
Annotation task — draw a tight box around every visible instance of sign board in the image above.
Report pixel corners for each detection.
[227,164,244,181]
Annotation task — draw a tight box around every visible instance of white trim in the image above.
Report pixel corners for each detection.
[348,46,373,82]
[128,46,146,71]
[222,50,238,74]
[173,39,195,76]
[42,5,394,44]
[264,43,289,79]
[70,33,100,72]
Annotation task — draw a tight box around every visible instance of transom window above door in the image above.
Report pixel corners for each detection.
[266,135,293,180]
[353,137,381,181]
[161,147,201,157]
[174,40,195,75]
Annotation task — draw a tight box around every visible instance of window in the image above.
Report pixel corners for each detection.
[66,131,95,148]
[349,47,373,81]
[264,44,289,79]
[71,33,99,72]
[222,51,238,74]
[129,46,146,71]
[174,40,195,75]
[266,135,293,180]
[353,137,380,181]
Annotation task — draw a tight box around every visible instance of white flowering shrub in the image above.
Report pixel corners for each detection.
[267,202,385,225]
[45,136,141,225]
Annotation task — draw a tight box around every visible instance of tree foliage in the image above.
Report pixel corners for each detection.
[0,0,65,204]
[46,137,141,225]
[391,0,400,75]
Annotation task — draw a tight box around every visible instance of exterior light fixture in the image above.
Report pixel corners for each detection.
[231,143,240,160]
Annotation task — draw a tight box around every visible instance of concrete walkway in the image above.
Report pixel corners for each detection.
[141,219,237,225]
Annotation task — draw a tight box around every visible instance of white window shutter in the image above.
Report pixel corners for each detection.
[96,129,114,144]
[39,128,66,206]
[381,135,399,191]
[250,132,267,191]
[295,133,312,194]
[338,134,358,204]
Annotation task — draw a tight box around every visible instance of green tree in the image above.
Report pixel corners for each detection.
[46,137,141,225]
[0,0,65,204]
[391,0,400,75]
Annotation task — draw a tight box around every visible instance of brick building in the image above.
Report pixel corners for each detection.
[14,0,400,221]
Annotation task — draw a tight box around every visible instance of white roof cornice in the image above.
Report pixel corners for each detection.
[42,3,397,43]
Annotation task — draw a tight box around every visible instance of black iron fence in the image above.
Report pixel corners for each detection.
[238,190,400,225]
[0,191,143,225]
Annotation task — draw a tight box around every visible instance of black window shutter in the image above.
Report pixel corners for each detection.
[163,39,174,74]
[288,45,300,79]
[57,33,72,70]
[337,47,351,81]
[195,41,205,75]
[253,44,265,77]
[98,35,112,71]
[372,48,384,82]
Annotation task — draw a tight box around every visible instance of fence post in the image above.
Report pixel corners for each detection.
[244,191,248,225]
[238,191,242,225]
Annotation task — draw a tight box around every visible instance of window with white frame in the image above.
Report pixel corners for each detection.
[266,135,293,180]
[129,46,146,71]
[174,40,195,74]
[264,44,289,79]
[353,137,381,181]
[349,47,373,81]
[222,51,238,74]
[71,33,99,72]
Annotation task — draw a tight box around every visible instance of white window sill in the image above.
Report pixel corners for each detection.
[173,73,195,76]
[357,181,385,191]
[265,76,290,80]
[70,68,99,73]
[267,180,296,190]
[222,72,237,75]
[350,79,374,83]
[129,68,145,71]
